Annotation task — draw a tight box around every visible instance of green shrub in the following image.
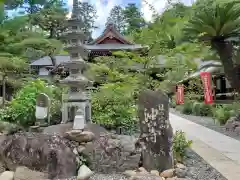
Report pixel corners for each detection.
[92,82,137,133]
[173,130,192,162]
[0,79,59,127]
[213,106,231,125]
[192,102,201,116]
[198,103,213,116]
[181,100,193,115]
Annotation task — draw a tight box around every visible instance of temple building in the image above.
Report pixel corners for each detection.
[177,60,235,103]
[30,23,147,77]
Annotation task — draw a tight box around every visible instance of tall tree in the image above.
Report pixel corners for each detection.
[31,4,67,38]
[123,3,146,35]
[184,0,240,93]
[79,1,97,40]
[106,6,126,34]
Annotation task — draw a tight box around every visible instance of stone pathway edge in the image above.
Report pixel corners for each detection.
[169,113,240,180]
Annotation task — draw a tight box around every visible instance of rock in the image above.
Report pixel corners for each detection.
[160,169,175,178]
[0,171,14,180]
[84,123,108,137]
[225,118,234,131]
[0,132,77,179]
[65,130,95,143]
[166,177,177,180]
[130,175,163,180]
[138,167,148,173]
[175,167,187,178]
[77,165,93,180]
[138,90,173,171]
[14,166,48,180]
[150,170,159,176]
[85,133,140,173]
[235,126,240,135]
[43,123,73,136]
[0,161,6,174]
[77,145,86,153]
[175,163,186,170]
[123,170,137,177]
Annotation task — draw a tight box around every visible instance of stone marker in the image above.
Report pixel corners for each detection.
[137,89,174,171]
[35,93,50,126]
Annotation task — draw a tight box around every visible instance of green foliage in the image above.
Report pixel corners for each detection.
[173,130,192,162]
[192,102,201,116]
[92,82,137,133]
[0,79,59,127]
[181,100,193,115]
[213,105,231,125]
[199,103,213,116]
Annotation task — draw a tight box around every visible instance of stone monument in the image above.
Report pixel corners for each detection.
[35,93,50,126]
[59,0,91,129]
[137,89,174,171]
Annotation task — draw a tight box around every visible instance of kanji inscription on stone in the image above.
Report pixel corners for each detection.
[137,89,173,171]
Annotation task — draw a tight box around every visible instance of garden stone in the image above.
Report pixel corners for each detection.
[150,170,160,176]
[85,133,140,173]
[43,123,73,136]
[235,126,240,135]
[14,166,48,180]
[77,165,93,180]
[65,130,95,143]
[0,171,14,180]
[123,170,137,177]
[175,163,186,170]
[160,169,175,178]
[175,168,187,178]
[77,145,86,153]
[0,132,77,179]
[137,89,174,171]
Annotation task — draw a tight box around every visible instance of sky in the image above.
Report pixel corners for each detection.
[67,0,195,38]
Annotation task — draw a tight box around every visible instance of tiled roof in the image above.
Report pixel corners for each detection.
[30,55,70,66]
[85,44,147,50]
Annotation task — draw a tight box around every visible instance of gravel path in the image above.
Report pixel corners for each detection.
[183,149,227,180]
[170,108,240,142]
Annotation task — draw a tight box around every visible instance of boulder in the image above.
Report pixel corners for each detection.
[43,123,73,136]
[84,123,108,137]
[65,130,95,143]
[14,166,48,180]
[160,169,175,178]
[0,171,14,180]
[0,132,77,179]
[85,133,141,173]
[77,165,93,180]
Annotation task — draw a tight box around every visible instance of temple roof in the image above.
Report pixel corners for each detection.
[85,44,146,50]
[89,23,133,45]
[30,55,70,66]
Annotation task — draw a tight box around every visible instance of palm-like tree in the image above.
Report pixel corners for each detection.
[184,1,240,92]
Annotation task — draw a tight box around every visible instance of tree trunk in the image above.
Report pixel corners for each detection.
[212,41,240,94]
[2,75,6,107]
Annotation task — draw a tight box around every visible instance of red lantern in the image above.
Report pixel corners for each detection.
[200,72,213,104]
[176,84,184,104]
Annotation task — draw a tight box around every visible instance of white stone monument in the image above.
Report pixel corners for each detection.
[35,93,50,126]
